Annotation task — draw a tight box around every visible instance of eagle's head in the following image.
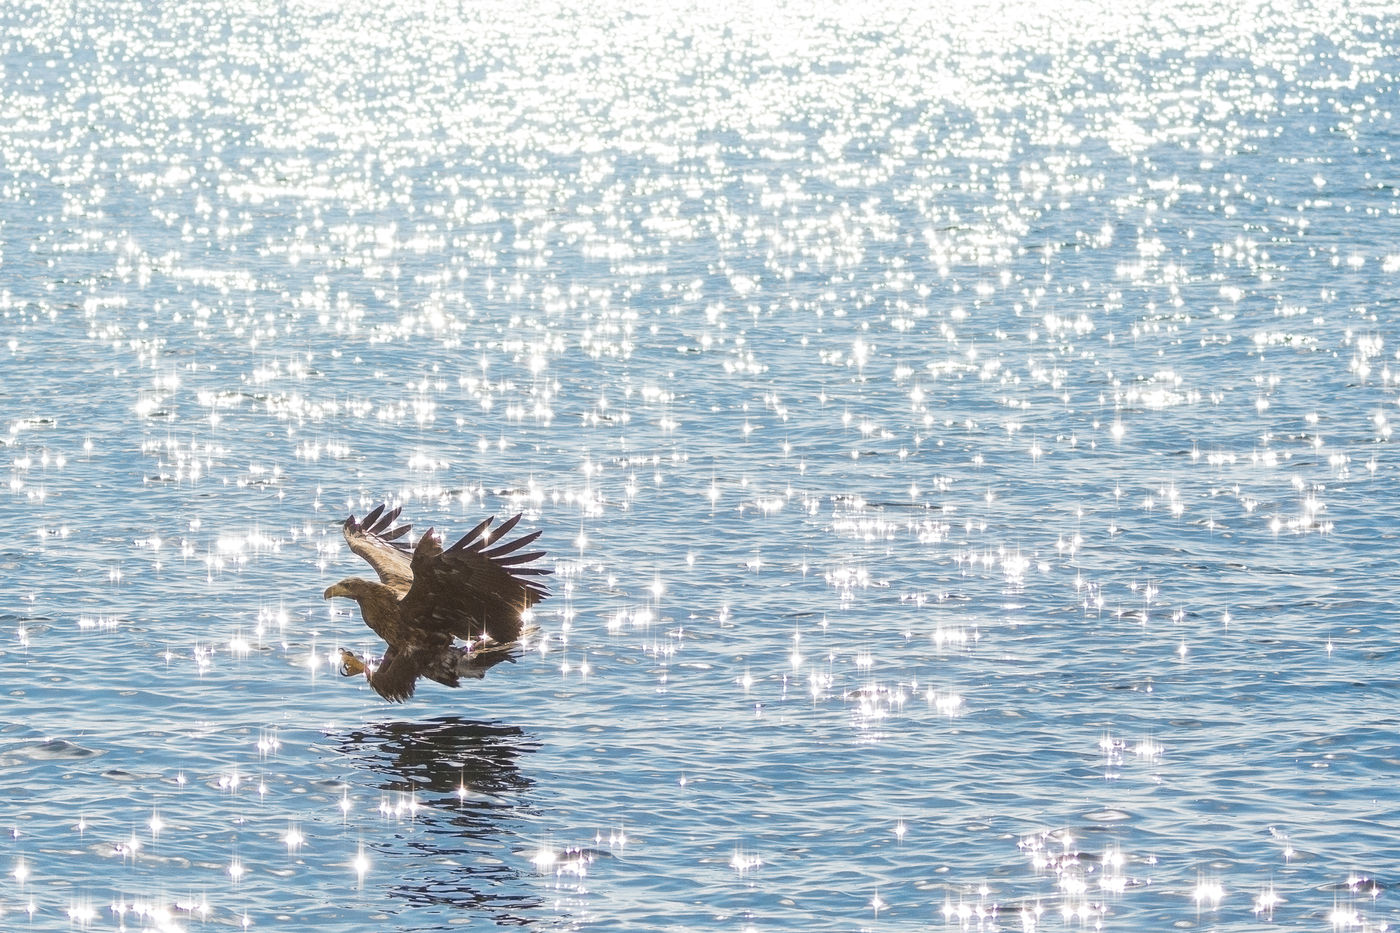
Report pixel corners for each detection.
[324,578,375,601]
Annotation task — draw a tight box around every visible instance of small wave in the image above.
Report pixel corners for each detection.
[20,738,102,760]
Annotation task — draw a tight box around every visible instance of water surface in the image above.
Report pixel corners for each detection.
[2,0,1400,929]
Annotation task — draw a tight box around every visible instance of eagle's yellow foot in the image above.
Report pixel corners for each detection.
[338,649,367,677]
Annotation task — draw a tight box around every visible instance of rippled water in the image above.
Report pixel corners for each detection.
[3,0,1400,929]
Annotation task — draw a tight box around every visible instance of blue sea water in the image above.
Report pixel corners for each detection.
[2,0,1400,929]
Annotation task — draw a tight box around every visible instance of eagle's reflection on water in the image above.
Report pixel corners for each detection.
[337,716,543,924]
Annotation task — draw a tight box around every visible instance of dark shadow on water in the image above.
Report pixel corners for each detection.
[337,716,543,927]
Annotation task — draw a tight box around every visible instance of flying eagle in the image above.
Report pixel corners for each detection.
[323,503,549,702]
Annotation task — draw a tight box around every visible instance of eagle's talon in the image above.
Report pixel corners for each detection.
[338,649,366,677]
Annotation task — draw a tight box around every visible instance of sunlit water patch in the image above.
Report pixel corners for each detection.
[3,0,1400,929]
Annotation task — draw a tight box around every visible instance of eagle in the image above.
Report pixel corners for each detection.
[323,503,549,702]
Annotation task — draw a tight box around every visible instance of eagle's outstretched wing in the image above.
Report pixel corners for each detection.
[341,503,415,592]
[399,514,550,644]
